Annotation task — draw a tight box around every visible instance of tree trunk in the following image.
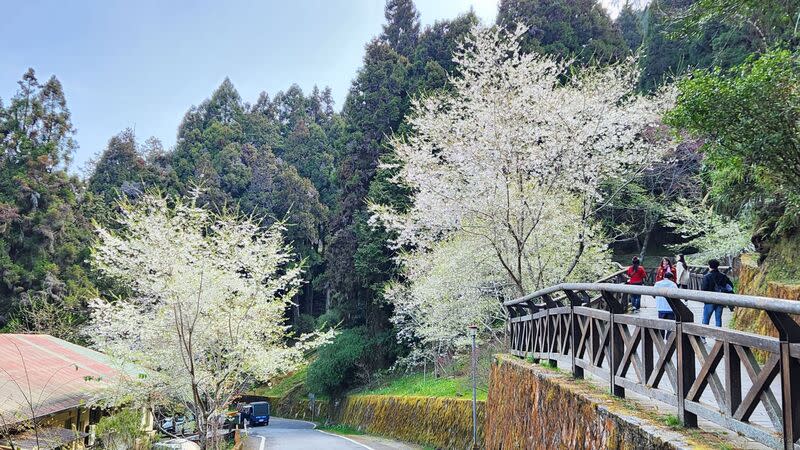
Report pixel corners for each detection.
[325,288,331,313]
[191,385,207,449]
[562,237,585,281]
[306,283,313,315]
[639,223,654,260]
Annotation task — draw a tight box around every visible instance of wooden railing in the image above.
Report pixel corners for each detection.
[504,280,800,450]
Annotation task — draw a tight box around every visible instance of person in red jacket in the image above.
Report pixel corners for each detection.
[625,256,647,312]
[655,257,675,283]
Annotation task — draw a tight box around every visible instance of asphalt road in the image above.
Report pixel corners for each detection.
[244,417,391,450]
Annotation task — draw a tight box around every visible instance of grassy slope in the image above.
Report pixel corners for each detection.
[355,373,488,401]
[254,364,488,402]
[252,365,309,398]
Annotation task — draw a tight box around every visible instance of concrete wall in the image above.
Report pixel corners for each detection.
[269,356,692,449]
[485,355,678,450]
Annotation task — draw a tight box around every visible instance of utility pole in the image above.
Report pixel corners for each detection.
[309,393,316,423]
[469,325,478,449]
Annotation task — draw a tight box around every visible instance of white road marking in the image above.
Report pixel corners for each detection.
[243,422,264,450]
[254,417,380,450]
[296,419,318,428]
[315,429,376,450]
[291,419,375,450]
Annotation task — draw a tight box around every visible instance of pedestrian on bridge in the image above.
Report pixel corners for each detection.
[701,259,734,327]
[655,272,677,321]
[655,257,675,283]
[655,272,678,338]
[624,256,647,312]
[675,254,691,289]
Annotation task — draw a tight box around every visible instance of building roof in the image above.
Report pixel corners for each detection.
[0,334,124,425]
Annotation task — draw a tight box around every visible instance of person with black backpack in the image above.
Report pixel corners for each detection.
[700,259,734,327]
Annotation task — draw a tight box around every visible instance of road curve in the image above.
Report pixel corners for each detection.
[245,417,372,450]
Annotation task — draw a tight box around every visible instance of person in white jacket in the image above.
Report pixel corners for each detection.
[675,254,691,289]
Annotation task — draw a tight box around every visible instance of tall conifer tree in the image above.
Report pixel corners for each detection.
[617,1,644,51]
[0,69,95,328]
[381,0,421,58]
[497,0,627,64]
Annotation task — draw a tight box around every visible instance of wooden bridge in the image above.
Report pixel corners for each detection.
[504,268,800,450]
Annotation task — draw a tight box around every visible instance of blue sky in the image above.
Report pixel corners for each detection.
[2,0,618,174]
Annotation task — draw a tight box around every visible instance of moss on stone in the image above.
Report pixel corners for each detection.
[486,354,738,449]
[731,250,800,354]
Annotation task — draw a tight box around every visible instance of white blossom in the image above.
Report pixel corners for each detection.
[84,193,334,447]
[373,25,674,363]
[664,200,754,265]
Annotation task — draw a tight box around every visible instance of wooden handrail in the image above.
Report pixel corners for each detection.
[505,282,800,315]
[505,276,800,449]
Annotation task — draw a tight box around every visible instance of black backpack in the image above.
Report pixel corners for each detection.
[713,273,734,294]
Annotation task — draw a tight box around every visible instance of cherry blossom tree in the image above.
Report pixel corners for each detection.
[374,25,675,298]
[373,25,674,362]
[84,192,333,448]
[664,200,755,266]
[384,200,612,370]
[383,232,508,373]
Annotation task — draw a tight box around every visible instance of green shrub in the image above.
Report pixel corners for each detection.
[315,308,343,330]
[306,327,369,397]
[255,365,309,397]
[296,313,316,334]
[95,408,148,450]
[662,414,681,428]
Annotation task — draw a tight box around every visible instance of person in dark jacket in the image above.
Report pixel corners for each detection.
[700,259,734,327]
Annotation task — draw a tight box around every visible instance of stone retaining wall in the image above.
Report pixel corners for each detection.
[268,393,484,449]
[485,355,682,450]
[732,253,800,340]
[340,395,483,449]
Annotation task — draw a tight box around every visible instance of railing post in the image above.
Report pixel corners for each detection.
[564,290,583,379]
[767,311,800,450]
[643,323,653,384]
[508,305,524,355]
[524,301,539,358]
[666,296,696,428]
[542,294,558,368]
[601,291,624,398]
[505,305,513,353]
[724,340,741,417]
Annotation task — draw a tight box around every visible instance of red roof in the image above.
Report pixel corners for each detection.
[0,334,122,425]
